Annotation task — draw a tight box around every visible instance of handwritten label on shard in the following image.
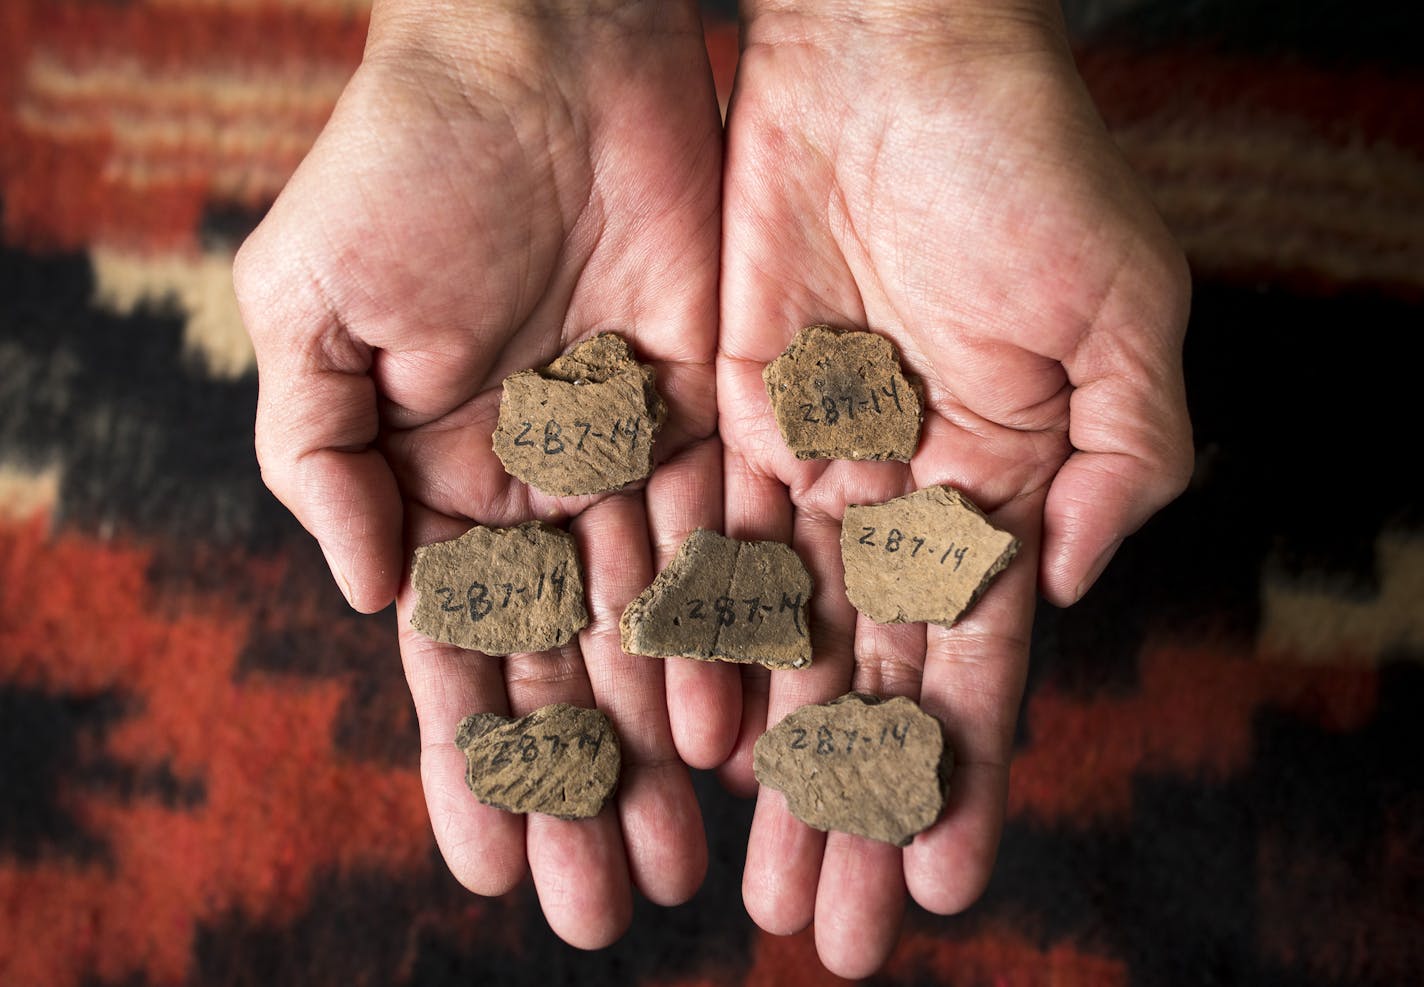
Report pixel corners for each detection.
[841,486,1018,627]
[410,522,588,655]
[763,325,923,461]
[754,692,951,846]
[620,529,812,670]
[493,333,667,496]
[456,704,620,819]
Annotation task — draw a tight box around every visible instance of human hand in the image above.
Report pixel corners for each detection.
[233,0,725,947]
[713,0,1191,975]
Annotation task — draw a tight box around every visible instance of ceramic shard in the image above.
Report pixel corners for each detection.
[841,485,1018,627]
[456,703,620,819]
[754,692,951,846]
[620,528,813,669]
[410,521,588,655]
[763,324,923,461]
[493,333,667,495]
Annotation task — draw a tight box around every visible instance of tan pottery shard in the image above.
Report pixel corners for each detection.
[619,529,813,669]
[841,485,1019,628]
[762,324,924,461]
[753,692,951,846]
[456,704,620,819]
[410,521,588,655]
[493,333,668,496]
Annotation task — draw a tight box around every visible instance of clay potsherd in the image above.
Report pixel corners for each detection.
[455,703,620,819]
[493,333,667,496]
[762,324,923,461]
[841,485,1018,628]
[619,529,813,670]
[410,521,588,655]
[753,692,952,846]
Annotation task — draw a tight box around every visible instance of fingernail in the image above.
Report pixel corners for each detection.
[1074,539,1122,603]
[321,546,356,609]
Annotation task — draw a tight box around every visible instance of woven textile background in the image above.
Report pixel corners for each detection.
[2,1,1422,984]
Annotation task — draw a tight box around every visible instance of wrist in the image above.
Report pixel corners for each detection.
[741,0,1066,56]
[368,0,704,67]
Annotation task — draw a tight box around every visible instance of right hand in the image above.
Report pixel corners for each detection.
[233,0,727,948]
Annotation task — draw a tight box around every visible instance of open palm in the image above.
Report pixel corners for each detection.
[234,6,725,948]
[713,8,1191,976]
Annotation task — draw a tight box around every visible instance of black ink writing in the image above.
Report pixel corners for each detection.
[795,376,907,425]
[854,528,970,570]
[673,594,796,635]
[487,728,605,768]
[779,592,806,637]
[511,416,648,455]
[794,720,912,755]
[434,562,570,624]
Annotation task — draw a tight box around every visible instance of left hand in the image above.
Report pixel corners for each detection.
[711,0,1192,975]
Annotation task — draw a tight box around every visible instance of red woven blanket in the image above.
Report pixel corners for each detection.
[2,2,1421,984]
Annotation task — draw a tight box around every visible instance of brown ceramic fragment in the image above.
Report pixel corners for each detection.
[410,522,588,656]
[455,703,620,819]
[493,333,667,496]
[619,529,812,670]
[841,486,1019,628]
[762,324,923,461]
[753,692,951,846]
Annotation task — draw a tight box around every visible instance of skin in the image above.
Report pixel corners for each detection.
[233,0,728,949]
[707,0,1191,977]
[234,0,1192,972]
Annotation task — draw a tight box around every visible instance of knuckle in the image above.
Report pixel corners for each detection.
[502,643,585,693]
[943,625,1031,660]
[1142,237,1193,340]
[1139,404,1195,504]
[1158,441,1196,501]
[253,445,294,506]
[232,229,337,358]
[251,406,301,500]
[851,648,924,699]
[231,232,279,319]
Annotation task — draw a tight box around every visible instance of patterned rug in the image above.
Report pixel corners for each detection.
[2,1,1421,984]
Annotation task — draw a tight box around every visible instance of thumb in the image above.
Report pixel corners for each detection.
[235,241,403,613]
[1041,307,1193,606]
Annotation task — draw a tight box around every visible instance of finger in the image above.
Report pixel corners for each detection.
[717,347,827,508]
[643,355,720,464]
[743,507,857,936]
[236,248,403,613]
[812,516,924,976]
[903,492,1042,915]
[1041,438,1192,606]
[908,332,1070,436]
[397,506,525,896]
[848,616,927,701]
[381,355,717,529]
[575,491,707,908]
[909,404,1070,508]
[740,793,827,936]
[525,805,631,949]
[498,558,631,949]
[514,653,633,948]
[650,440,742,770]
[721,665,768,798]
[1044,309,1193,606]
[763,509,858,746]
[380,394,625,529]
[814,835,908,979]
[717,443,793,792]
